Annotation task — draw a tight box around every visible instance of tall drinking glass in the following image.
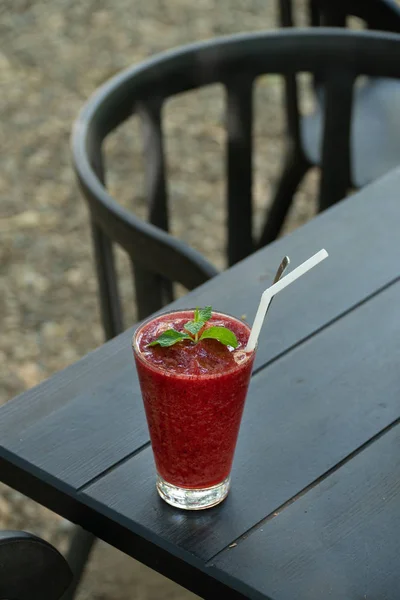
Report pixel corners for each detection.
[132,309,255,510]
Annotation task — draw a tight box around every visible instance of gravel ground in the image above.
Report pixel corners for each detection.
[0,1,317,598]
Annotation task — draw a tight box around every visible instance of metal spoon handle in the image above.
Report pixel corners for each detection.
[273,255,290,284]
[266,255,290,317]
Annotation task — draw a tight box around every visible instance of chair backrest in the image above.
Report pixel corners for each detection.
[71,29,400,333]
[0,531,71,600]
[280,1,400,34]
[278,0,400,173]
[314,0,400,31]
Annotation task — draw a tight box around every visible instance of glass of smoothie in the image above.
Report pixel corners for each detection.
[132,307,255,510]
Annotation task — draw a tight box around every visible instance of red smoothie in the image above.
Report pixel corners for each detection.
[133,310,255,489]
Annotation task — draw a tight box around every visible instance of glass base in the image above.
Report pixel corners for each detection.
[156,474,230,510]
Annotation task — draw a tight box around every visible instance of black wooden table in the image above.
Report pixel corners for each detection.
[1,169,400,600]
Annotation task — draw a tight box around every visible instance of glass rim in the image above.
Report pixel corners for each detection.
[132,307,256,380]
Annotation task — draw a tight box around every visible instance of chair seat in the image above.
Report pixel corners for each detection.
[301,77,400,187]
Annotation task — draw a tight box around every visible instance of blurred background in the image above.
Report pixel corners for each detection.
[0,0,320,597]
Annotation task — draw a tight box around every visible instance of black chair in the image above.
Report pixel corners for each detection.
[271,0,400,247]
[0,530,71,600]
[70,28,400,597]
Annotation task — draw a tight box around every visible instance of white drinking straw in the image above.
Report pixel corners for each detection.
[245,249,329,352]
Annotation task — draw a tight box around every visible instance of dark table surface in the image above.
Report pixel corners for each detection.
[1,168,400,600]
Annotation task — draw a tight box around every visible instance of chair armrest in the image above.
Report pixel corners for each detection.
[0,530,72,600]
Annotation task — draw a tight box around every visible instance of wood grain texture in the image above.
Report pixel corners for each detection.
[82,279,400,563]
[1,168,400,492]
[211,422,400,600]
[0,453,253,600]
[0,370,147,488]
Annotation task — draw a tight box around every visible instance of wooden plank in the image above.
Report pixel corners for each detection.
[0,369,147,489]
[1,168,400,490]
[0,452,250,600]
[211,422,400,600]
[81,279,400,562]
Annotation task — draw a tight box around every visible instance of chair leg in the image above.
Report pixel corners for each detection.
[257,149,309,249]
[91,219,124,340]
[61,527,96,600]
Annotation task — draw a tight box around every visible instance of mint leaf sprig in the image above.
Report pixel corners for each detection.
[183,305,212,342]
[148,329,191,347]
[147,306,238,348]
